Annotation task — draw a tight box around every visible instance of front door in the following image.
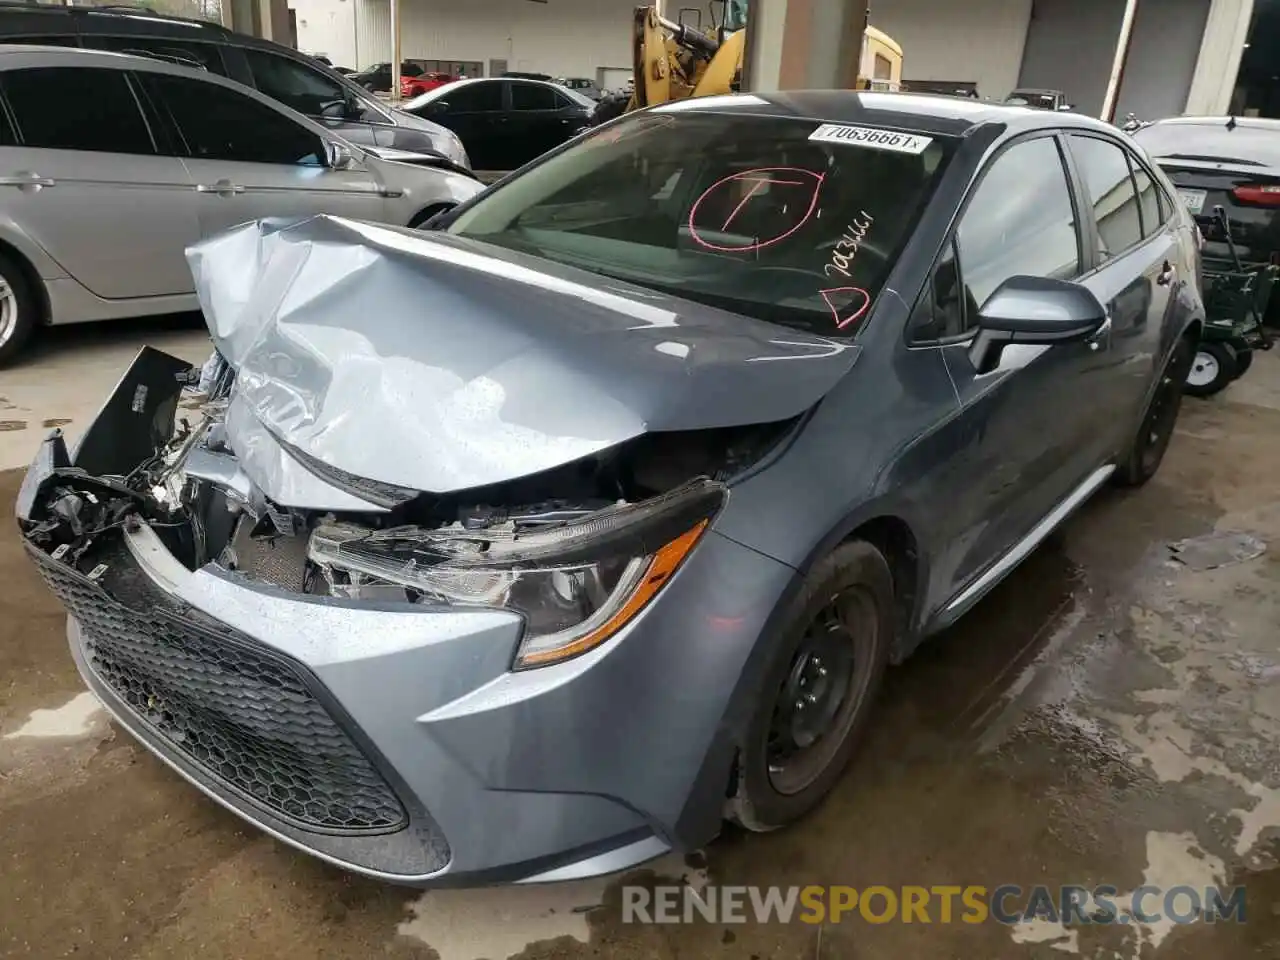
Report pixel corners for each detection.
[139,72,386,238]
[0,64,200,299]
[926,134,1110,609]
[507,80,581,167]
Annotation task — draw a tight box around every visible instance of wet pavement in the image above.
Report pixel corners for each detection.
[1,337,1277,960]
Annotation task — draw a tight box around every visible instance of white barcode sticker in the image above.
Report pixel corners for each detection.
[87,564,108,581]
[808,124,933,154]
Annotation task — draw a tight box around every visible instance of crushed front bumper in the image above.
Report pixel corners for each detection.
[18,406,796,886]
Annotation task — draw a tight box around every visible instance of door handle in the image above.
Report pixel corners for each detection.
[195,180,245,195]
[1157,260,1175,286]
[0,172,55,188]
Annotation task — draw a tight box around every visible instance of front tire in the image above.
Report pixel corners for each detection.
[0,251,39,367]
[1184,340,1237,397]
[727,540,893,832]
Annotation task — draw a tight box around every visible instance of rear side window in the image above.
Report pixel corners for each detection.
[142,73,325,166]
[445,81,503,112]
[511,82,558,111]
[91,36,227,75]
[1068,134,1143,262]
[243,48,347,116]
[2,66,154,154]
[955,136,1081,309]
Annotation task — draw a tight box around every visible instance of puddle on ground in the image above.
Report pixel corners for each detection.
[397,852,707,960]
[3,691,103,740]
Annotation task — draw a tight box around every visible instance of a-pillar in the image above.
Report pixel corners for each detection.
[743,0,869,92]
[221,0,294,45]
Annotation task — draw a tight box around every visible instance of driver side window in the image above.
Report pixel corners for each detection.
[910,135,1082,344]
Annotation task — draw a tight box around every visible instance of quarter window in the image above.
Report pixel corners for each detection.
[142,74,325,166]
[2,66,154,155]
[244,48,349,116]
[1129,160,1164,237]
[1068,134,1143,261]
[955,136,1081,310]
[910,237,970,342]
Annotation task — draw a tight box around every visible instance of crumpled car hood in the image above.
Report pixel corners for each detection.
[186,215,860,495]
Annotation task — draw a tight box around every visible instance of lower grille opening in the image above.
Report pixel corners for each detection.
[27,538,408,836]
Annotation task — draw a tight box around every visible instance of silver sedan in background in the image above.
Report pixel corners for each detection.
[0,45,485,364]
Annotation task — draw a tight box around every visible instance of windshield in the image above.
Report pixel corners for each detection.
[1133,122,1280,168]
[446,110,952,336]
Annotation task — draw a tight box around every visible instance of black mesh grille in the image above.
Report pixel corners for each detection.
[28,541,408,835]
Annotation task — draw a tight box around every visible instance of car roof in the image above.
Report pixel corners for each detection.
[1147,115,1280,131]
[0,1,235,37]
[648,90,1118,139]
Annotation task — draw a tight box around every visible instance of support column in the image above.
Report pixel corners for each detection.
[219,0,294,44]
[744,0,869,93]
[1185,0,1254,115]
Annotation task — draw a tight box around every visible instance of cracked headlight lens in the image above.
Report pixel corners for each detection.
[308,479,723,668]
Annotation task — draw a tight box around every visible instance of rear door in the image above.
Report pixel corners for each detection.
[1066,133,1180,427]
[138,71,386,238]
[0,64,199,299]
[508,80,571,166]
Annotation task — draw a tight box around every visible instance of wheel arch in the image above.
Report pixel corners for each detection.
[0,234,50,327]
[408,201,456,229]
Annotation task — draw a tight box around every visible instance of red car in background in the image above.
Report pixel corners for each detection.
[401,72,458,98]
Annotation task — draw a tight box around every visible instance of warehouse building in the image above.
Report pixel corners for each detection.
[287,0,1268,120]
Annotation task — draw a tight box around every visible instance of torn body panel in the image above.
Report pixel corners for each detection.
[16,339,800,884]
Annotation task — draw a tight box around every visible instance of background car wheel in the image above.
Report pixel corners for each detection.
[727,539,893,833]
[0,250,39,367]
[1184,340,1237,397]
[1115,334,1194,487]
[1228,337,1254,378]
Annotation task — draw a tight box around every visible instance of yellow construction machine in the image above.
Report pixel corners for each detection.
[593,1,903,123]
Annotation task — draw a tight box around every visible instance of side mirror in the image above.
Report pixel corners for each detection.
[325,141,357,170]
[428,100,449,114]
[969,276,1106,370]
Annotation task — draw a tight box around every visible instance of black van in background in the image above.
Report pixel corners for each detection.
[0,1,471,167]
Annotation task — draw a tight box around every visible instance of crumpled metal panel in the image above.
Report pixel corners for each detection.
[187,215,861,495]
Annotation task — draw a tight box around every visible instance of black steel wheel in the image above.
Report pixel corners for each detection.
[1115,334,1194,487]
[1184,340,1237,397]
[727,540,893,832]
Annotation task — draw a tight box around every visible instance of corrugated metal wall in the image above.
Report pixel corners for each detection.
[873,0,1033,100]
[1018,0,1210,119]
[350,0,635,77]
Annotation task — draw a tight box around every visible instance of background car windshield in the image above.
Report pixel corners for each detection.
[446,111,951,336]
[1133,121,1280,165]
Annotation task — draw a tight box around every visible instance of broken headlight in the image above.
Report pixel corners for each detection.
[308,479,725,668]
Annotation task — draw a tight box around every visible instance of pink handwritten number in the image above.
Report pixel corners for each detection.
[820,287,871,331]
[687,167,825,253]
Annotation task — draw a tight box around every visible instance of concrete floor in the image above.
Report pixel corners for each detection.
[1,323,1278,960]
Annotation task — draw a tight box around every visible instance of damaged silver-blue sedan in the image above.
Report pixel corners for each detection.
[17,92,1203,886]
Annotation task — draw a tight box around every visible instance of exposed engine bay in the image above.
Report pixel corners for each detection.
[19,346,797,661]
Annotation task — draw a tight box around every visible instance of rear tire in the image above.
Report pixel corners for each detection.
[1184,340,1236,397]
[0,250,39,368]
[726,540,893,832]
[1115,334,1194,487]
